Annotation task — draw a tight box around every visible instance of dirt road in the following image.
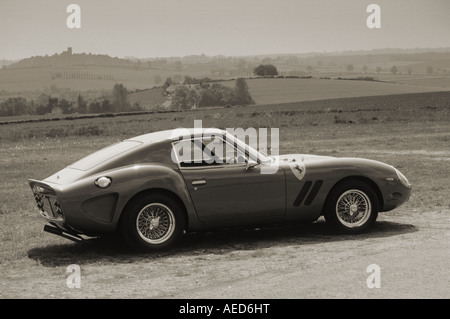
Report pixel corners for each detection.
[1,207,449,299]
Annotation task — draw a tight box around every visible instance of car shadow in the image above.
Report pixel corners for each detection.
[28,219,417,267]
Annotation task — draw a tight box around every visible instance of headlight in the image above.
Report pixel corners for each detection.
[395,168,411,188]
[95,176,112,188]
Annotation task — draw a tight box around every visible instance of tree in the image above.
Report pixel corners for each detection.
[112,83,129,112]
[198,83,235,108]
[362,65,368,74]
[102,99,113,113]
[0,97,29,116]
[88,100,102,114]
[172,86,191,111]
[210,83,235,105]
[233,78,254,105]
[184,76,194,85]
[390,65,398,75]
[426,66,434,75]
[162,77,173,95]
[254,64,278,77]
[59,98,73,114]
[346,64,354,72]
[48,96,59,113]
[173,74,183,83]
[35,94,52,115]
[186,88,200,109]
[77,94,87,113]
[376,67,382,74]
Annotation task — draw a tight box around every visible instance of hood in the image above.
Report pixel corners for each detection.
[272,153,396,182]
[271,154,335,181]
[274,153,394,172]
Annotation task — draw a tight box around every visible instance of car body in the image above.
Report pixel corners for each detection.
[29,128,411,250]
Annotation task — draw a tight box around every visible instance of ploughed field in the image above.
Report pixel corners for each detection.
[1,91,449,298]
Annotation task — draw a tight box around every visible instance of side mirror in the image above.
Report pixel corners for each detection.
[236,155,258,170]
[246,158,259,170]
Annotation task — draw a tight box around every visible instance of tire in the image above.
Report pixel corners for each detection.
[324,180,379,234]
[120,193,186,250]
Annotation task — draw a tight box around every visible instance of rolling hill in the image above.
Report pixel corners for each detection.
[1,48,450,109]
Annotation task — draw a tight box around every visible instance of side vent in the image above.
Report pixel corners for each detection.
[293,180,323,206]
[293,181,312,206]
[304,180,323,205]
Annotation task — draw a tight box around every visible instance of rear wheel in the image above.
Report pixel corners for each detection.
[325,181,378,233]
[120,193,186,250]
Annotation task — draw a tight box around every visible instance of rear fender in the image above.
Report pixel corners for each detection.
[51,164,200,233]
[98,164,200,229]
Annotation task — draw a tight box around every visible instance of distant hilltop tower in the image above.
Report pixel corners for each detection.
[62,47,73,56]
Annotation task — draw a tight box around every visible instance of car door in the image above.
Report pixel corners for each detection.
[172,135,286,224]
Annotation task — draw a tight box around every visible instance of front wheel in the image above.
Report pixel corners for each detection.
[324,181,379,234]
[120,194,186,250]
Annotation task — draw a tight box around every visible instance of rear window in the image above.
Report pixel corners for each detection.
[69,140,142,170]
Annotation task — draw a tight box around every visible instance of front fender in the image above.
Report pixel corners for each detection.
[284,157,405,220]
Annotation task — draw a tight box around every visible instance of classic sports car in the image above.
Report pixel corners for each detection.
[29,128,411,250]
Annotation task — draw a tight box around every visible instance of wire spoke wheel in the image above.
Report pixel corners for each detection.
[335,189,371,228]
[136,203,175,244]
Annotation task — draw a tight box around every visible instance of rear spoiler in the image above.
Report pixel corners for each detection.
[28,179,57,196]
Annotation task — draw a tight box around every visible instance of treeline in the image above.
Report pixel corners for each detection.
[0,76,257,116]
[52,71,115,81]
[165,77,255,110]
[0,83,141,116]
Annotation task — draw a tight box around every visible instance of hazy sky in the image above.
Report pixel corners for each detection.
[0,0,449,60]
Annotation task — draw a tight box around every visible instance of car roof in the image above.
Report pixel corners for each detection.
[126,128,227,144]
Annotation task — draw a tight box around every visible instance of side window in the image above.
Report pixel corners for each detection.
[173,139,205,167]
[173,135,246,168]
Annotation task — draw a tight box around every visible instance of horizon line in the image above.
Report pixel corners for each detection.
[3,46,450,63]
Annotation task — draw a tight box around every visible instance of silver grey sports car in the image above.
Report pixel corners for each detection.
[29,128,411,250]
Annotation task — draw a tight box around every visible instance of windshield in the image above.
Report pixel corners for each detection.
[69,140,142,170]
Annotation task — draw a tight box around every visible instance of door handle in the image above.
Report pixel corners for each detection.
[192,179,207,186]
